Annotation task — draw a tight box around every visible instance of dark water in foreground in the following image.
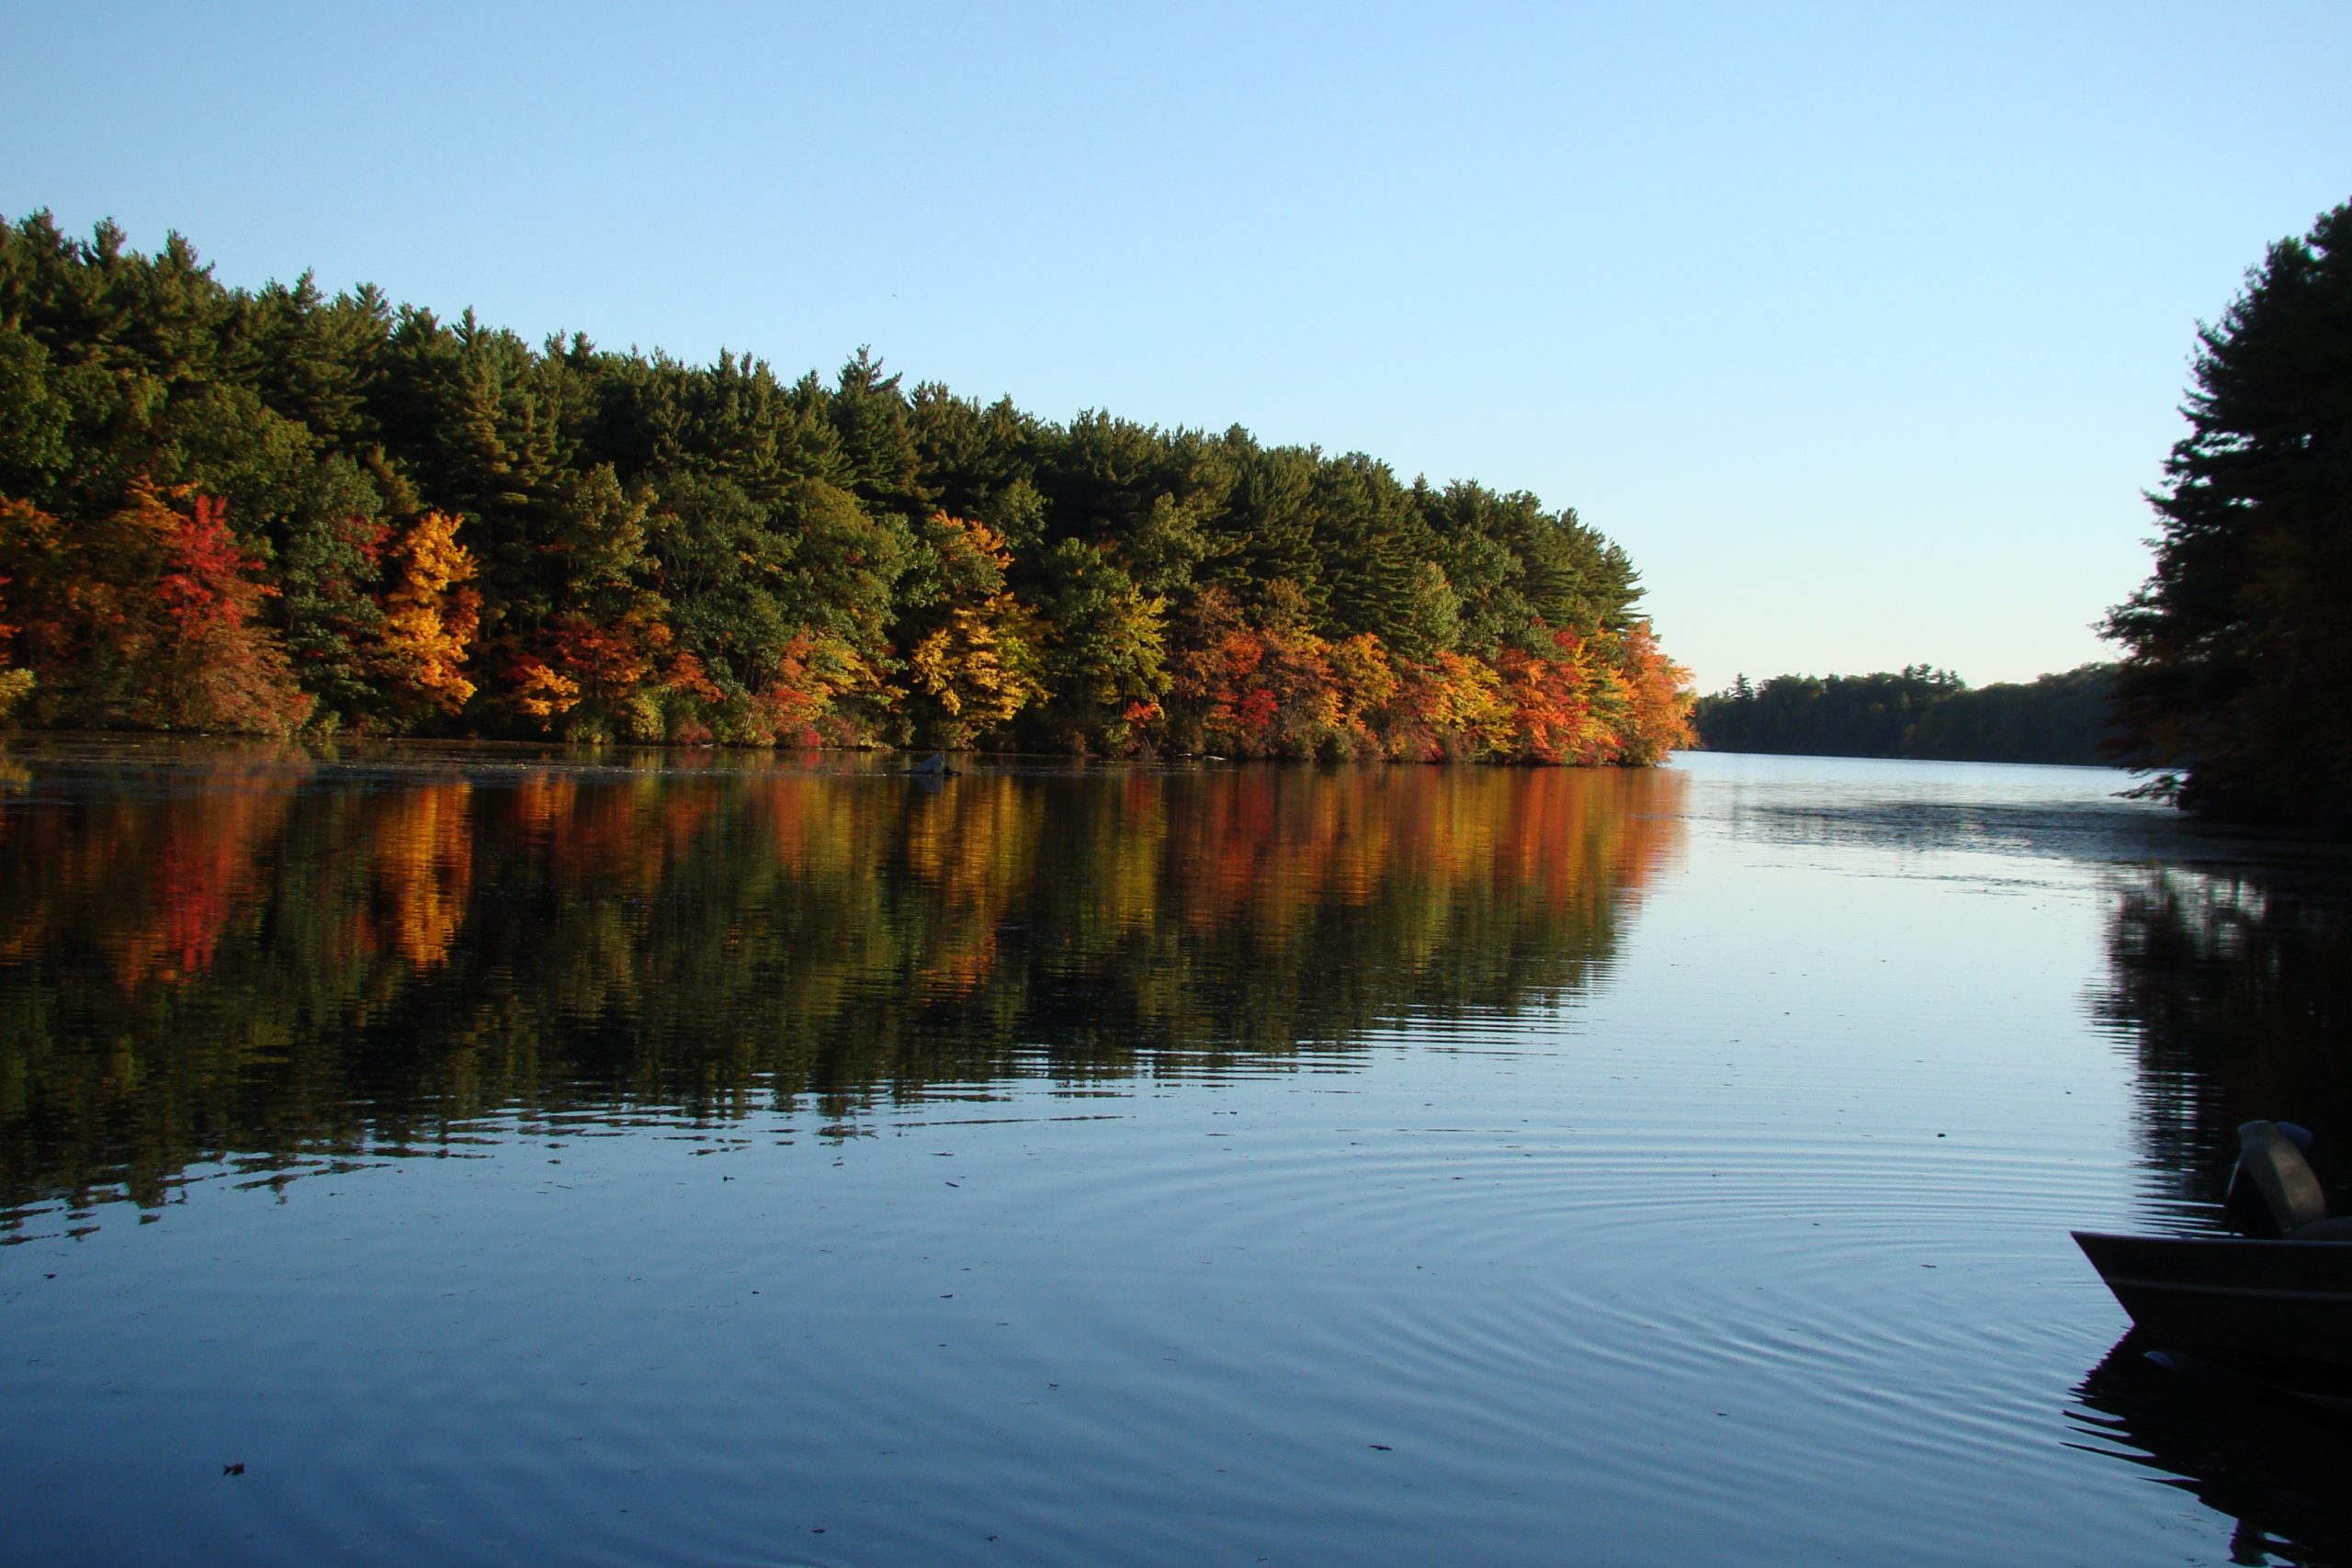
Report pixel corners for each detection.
[4,742,2350,1566]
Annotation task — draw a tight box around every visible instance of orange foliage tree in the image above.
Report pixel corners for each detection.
[1495,626,1617,764]
[375,510,481,723]
[1169,584,1391,760]
[1610,620,1696,764]
[747,630,884,748]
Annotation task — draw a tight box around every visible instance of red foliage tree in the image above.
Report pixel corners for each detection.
[0,486,311,734]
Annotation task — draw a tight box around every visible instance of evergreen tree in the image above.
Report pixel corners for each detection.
[829,348,924,515]
[2105,199,2352,828]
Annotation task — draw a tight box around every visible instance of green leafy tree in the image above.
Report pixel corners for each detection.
[1029,537,1169,750]
[909,383,1039,521]
[1690,666,1961,757]
[644,470,794,695]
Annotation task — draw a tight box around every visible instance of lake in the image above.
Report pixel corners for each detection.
[4,741,2349,1566]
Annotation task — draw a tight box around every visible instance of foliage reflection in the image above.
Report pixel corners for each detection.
[0,748,1685,1226]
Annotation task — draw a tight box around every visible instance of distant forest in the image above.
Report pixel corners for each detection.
[0,213,1690,763]
[1690,663,2117,764]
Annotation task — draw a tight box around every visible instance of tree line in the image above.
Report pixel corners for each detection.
[0,213,1690,762]
[1689,662,2117,763]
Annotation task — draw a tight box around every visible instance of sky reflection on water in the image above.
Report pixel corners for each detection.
[2,744,2346,1565]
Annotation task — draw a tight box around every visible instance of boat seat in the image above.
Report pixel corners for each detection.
[2225,1120,2330,1238]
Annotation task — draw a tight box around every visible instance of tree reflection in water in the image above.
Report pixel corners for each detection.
[2093,863,2352,1219]
[0,745,1684,1227]
[2077,859,2352,1564]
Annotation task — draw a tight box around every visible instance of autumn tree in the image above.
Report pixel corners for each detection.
[1496,629,1614,764]
[0,486,311,733]
[375,509,481,722]
[899,513,1046,748]
[1611,622,1696,764]
[143,490,317,732]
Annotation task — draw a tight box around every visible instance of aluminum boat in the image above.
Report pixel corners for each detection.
[2075,1121,2352,1369]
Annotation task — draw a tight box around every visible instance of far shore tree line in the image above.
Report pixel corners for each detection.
[0,212,1691,766]
[1690,663,2117,764]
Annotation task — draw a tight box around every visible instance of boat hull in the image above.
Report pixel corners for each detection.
[2075,1231,2352,1370]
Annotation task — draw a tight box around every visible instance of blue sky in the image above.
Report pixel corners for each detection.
[8,2,2348,691]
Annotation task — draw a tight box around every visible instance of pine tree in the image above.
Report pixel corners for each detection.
[2104,199,2352,828]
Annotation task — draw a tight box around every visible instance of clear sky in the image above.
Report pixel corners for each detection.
[7,2,2348,692]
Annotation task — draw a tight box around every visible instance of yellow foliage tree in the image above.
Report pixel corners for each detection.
[377,511,481,717]
[909,604,1047,740]
[1423,651,1515,759]
[510,658,583,724]
[900,515,1049,748]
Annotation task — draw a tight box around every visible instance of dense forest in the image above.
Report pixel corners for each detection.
[1689,662,2116,763]
[2104,198,2352,829]
[0,214,1690,763]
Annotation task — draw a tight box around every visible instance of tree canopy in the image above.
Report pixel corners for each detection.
[0,212,1691,764]
[2104,199,2352,827]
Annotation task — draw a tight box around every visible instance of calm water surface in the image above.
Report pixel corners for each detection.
[4,741,2350,1566]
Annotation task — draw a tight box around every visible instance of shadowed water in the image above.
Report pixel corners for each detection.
[2,742,2347,1565]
